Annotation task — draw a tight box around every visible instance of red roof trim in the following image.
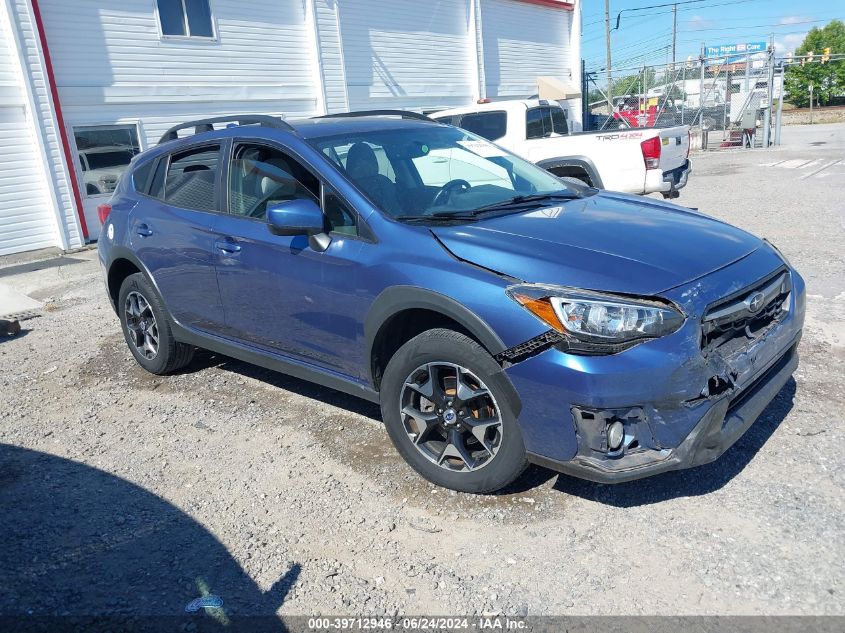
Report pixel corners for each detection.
[513,0,575,10]
[30,0,89,240]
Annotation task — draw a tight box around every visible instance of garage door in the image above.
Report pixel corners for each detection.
[338,0,475,110]
[0,13,58,256]
[481,0,573,98]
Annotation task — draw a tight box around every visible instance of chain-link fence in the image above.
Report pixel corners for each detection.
[584,52,786,150]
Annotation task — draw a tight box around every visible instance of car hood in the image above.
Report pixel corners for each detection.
[431,193,762,295]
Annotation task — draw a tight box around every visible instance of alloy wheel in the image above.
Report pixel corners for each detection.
[399,362,503,472]
[124,291,159,360]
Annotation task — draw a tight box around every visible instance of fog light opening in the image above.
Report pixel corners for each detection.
[606,420,625,452]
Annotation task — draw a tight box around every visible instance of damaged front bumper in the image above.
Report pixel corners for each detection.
[528,336,799,483]
[503,251,806,484]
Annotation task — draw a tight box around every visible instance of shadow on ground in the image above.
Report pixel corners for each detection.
[0,329,29,342]
[0,444,295,631]
[185,350,382,421]
[552,378,796,506]
[173,352,795,505]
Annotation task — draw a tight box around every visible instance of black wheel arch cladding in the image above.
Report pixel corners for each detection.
[365,287,521,416]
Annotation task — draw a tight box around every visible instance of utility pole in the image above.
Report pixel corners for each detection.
[762,38,775,148]
[809,83,814,124]
[671,3,678,69]
[605,0,613,113]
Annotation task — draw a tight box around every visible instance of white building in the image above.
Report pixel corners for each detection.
[0,0,580,255]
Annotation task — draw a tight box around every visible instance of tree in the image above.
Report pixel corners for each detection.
[785,20,845,108]
[610,67,657,98]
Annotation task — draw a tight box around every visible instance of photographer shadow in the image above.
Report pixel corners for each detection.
[0,444,297,631]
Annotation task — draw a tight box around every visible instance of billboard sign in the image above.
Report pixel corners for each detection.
[705,42,768,62]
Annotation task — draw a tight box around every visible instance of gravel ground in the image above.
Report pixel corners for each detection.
[1,124,843,619]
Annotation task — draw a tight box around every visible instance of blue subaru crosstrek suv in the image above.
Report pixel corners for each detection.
[98,112,805,493]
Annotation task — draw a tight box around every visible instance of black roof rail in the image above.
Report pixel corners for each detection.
[316,109,436,123]
[157,115,296,144]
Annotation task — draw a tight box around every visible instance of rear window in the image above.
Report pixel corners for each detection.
[526,106,568,139]
[551,107,568,135]
[458,111,507,141]
[163,145,220,212]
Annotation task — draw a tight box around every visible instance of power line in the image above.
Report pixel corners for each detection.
[584,30,674,63]
[678,18,831,34]
[582,0,774,30]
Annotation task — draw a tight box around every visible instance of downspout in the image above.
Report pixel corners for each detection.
[470,0,486,102]
[29,0,88,239]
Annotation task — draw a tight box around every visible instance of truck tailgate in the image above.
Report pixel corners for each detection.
[656,126,690,171]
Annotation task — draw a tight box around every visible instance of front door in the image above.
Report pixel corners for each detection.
[212,141,367,377]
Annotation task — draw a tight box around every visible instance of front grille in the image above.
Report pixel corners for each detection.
[701,269,791,351]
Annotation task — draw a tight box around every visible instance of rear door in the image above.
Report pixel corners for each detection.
[129,143,226,333]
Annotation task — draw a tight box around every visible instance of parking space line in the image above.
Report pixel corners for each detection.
[778,159,813,169]
[801,159,842,180]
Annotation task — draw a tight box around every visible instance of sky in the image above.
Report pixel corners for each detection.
[580,0,845,73]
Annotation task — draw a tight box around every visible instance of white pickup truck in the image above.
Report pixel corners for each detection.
[432,99,692,199]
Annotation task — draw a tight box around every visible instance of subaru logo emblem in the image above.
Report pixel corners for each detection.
[746,291,765,313]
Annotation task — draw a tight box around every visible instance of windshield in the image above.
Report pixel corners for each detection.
[310,125,578,220]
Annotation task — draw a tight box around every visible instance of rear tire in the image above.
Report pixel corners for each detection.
[118,273,194,375]
[380,328,527,494]
[549,169,592,188]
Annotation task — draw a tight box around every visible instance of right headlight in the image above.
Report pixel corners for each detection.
[507,284,685,351]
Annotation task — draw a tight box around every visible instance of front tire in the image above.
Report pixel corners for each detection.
[118,273,194,375]
[380,329,527,493]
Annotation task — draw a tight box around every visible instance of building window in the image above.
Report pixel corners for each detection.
[73,125,141,197]
[157,0,215,38]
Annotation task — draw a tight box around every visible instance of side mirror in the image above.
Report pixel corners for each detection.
[267,198,325,236]
[266,198,332,251]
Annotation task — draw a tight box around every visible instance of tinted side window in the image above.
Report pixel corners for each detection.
[164,146,220,212]
[432,114,460,126]
[551,107,568,135]
[148,158,167,199]
[132,160,154,193]
[526,108,546,139]
[459,111,507,141]
[324,188,358,236]
[228,144,319,220]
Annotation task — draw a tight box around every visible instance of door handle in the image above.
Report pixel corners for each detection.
[136,223,153,237]
[215,239,242,255]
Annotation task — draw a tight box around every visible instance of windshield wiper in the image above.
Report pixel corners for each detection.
[398,212,479,224]
[397,191,581,224]
[470,191,582,215]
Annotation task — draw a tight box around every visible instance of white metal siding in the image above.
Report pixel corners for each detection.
[0,108,56,255]
[37,0,321,147]
[0,0,80,256]
[338,0,476,110]
[314,0,349,114]
[481,0,573,98]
